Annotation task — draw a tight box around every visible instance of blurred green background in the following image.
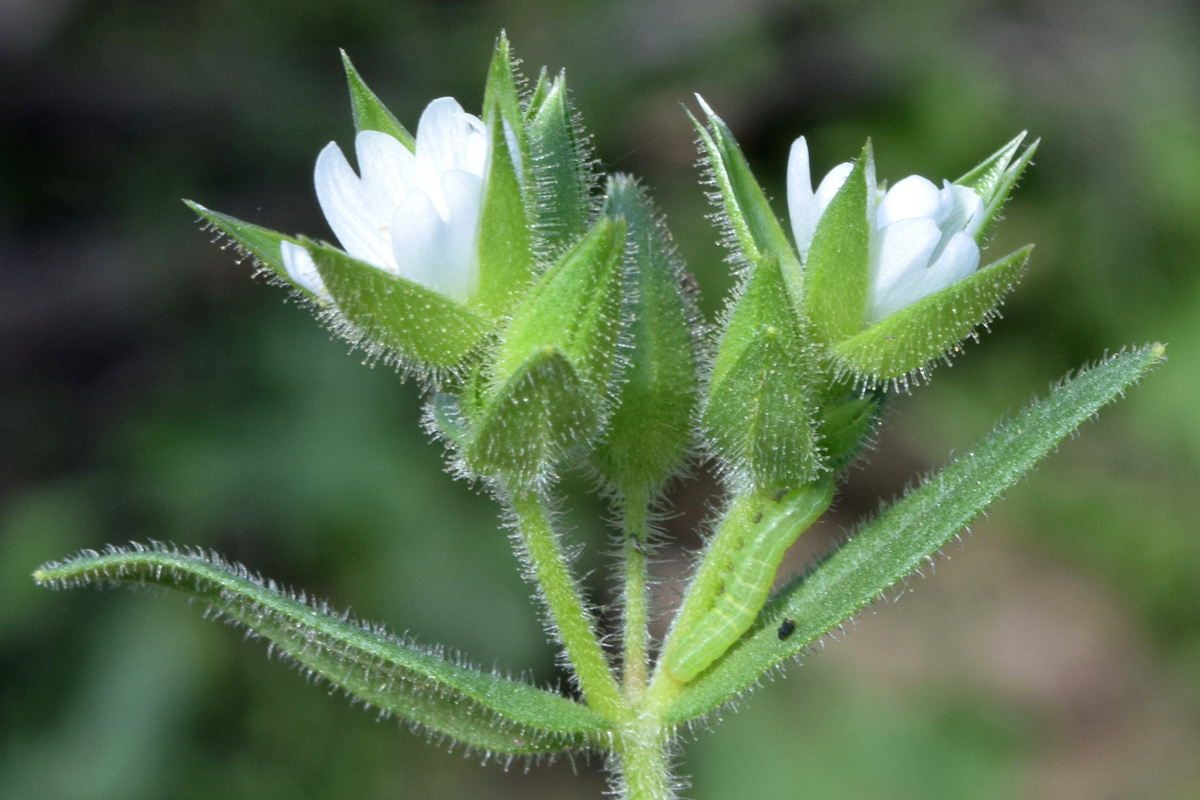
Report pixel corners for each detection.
[3,0,1199,798]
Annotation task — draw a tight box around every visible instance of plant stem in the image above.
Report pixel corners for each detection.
[614,716,676,800]
[621,488,652,696]
[511,490,626,720]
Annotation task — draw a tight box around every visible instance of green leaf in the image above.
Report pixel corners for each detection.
[462,348,599,489]
[340,50,415,150]
[801,143,873,345]
[830,246,1032,387]
[665,344,1166,724]
[592,175,700,497]
[705,256,822,490]
[304,240,493,374]
[185,202,313,297]
[33,545,612,754]
[526,72,596,258]
[691,98,803,303]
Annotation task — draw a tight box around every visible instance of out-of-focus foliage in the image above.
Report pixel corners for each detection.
[2,0,1198,798]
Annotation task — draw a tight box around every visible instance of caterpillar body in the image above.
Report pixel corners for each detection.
[663,479,833,683]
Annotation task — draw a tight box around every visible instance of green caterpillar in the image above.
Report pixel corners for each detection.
[663,480,833,684]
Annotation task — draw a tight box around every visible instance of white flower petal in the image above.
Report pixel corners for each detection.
[280,241,330,301]
[415,98,488,198]
[868,217,942,322]
[876,175,945,229]
[923,230,980,292]
[390,187,445,292]
[813,162,855,212]
[355,130,418,212]
[432,169,482,301]
[944,183,985,238]
[314,141,398,272]
[787,137,822,259]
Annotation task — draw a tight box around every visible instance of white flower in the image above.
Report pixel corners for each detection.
[787,137,985,324]
[282,97,489,303]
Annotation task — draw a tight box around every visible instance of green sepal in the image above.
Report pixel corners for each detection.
[830,245,1032,386]
[185,201,315,298]
[461,348,599,489]
[816,392,882,472]
[955,132,1027,200]
[971,136,1039,245]
[801,142,873,345]
[303,239,493,373]
[474,36,536,320]
[591,175,700,497]
[665,344,1166,724]
[524,67,551,119]
[482,32,526,159]
[340,50,415,150]
[526,71,595,258]
[660,479,834,684]
[705,256,822,490]
[33,546,611,754]
[493,217,627,396]
[690,98,803,302]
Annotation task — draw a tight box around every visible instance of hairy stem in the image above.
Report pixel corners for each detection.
[512,490,626,720]
[620,489,652,696]
[614,719,676,800]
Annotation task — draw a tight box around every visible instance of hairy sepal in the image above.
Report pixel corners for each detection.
[665,344,1166,724]
[955,133,1039,245]
[340,50,415,150]
[591,175,701,497]
[801,143,873,346]
[660,480,835,684]
[525,72,596,259]
[704,255,822,490]
[33,545,611,755]
[830,246,1032,387]
[475,37,536,319]
[186,202,316,298]
[690,99,803,301]
[304,239,494,374]
[461,347,599,490]
[493,217,627,397]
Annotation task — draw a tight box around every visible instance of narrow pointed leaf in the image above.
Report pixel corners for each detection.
[830,246,1031,385]
[802,143,873,345]
[33,546,611,754]
[691,100,803,300]
[665,344,1166,724]
[305,240,493,372]
[340,50,415,150]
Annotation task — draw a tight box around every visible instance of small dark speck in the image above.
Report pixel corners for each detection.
[777,618,796,640]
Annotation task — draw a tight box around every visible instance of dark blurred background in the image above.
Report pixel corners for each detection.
[3,1,1199,798]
